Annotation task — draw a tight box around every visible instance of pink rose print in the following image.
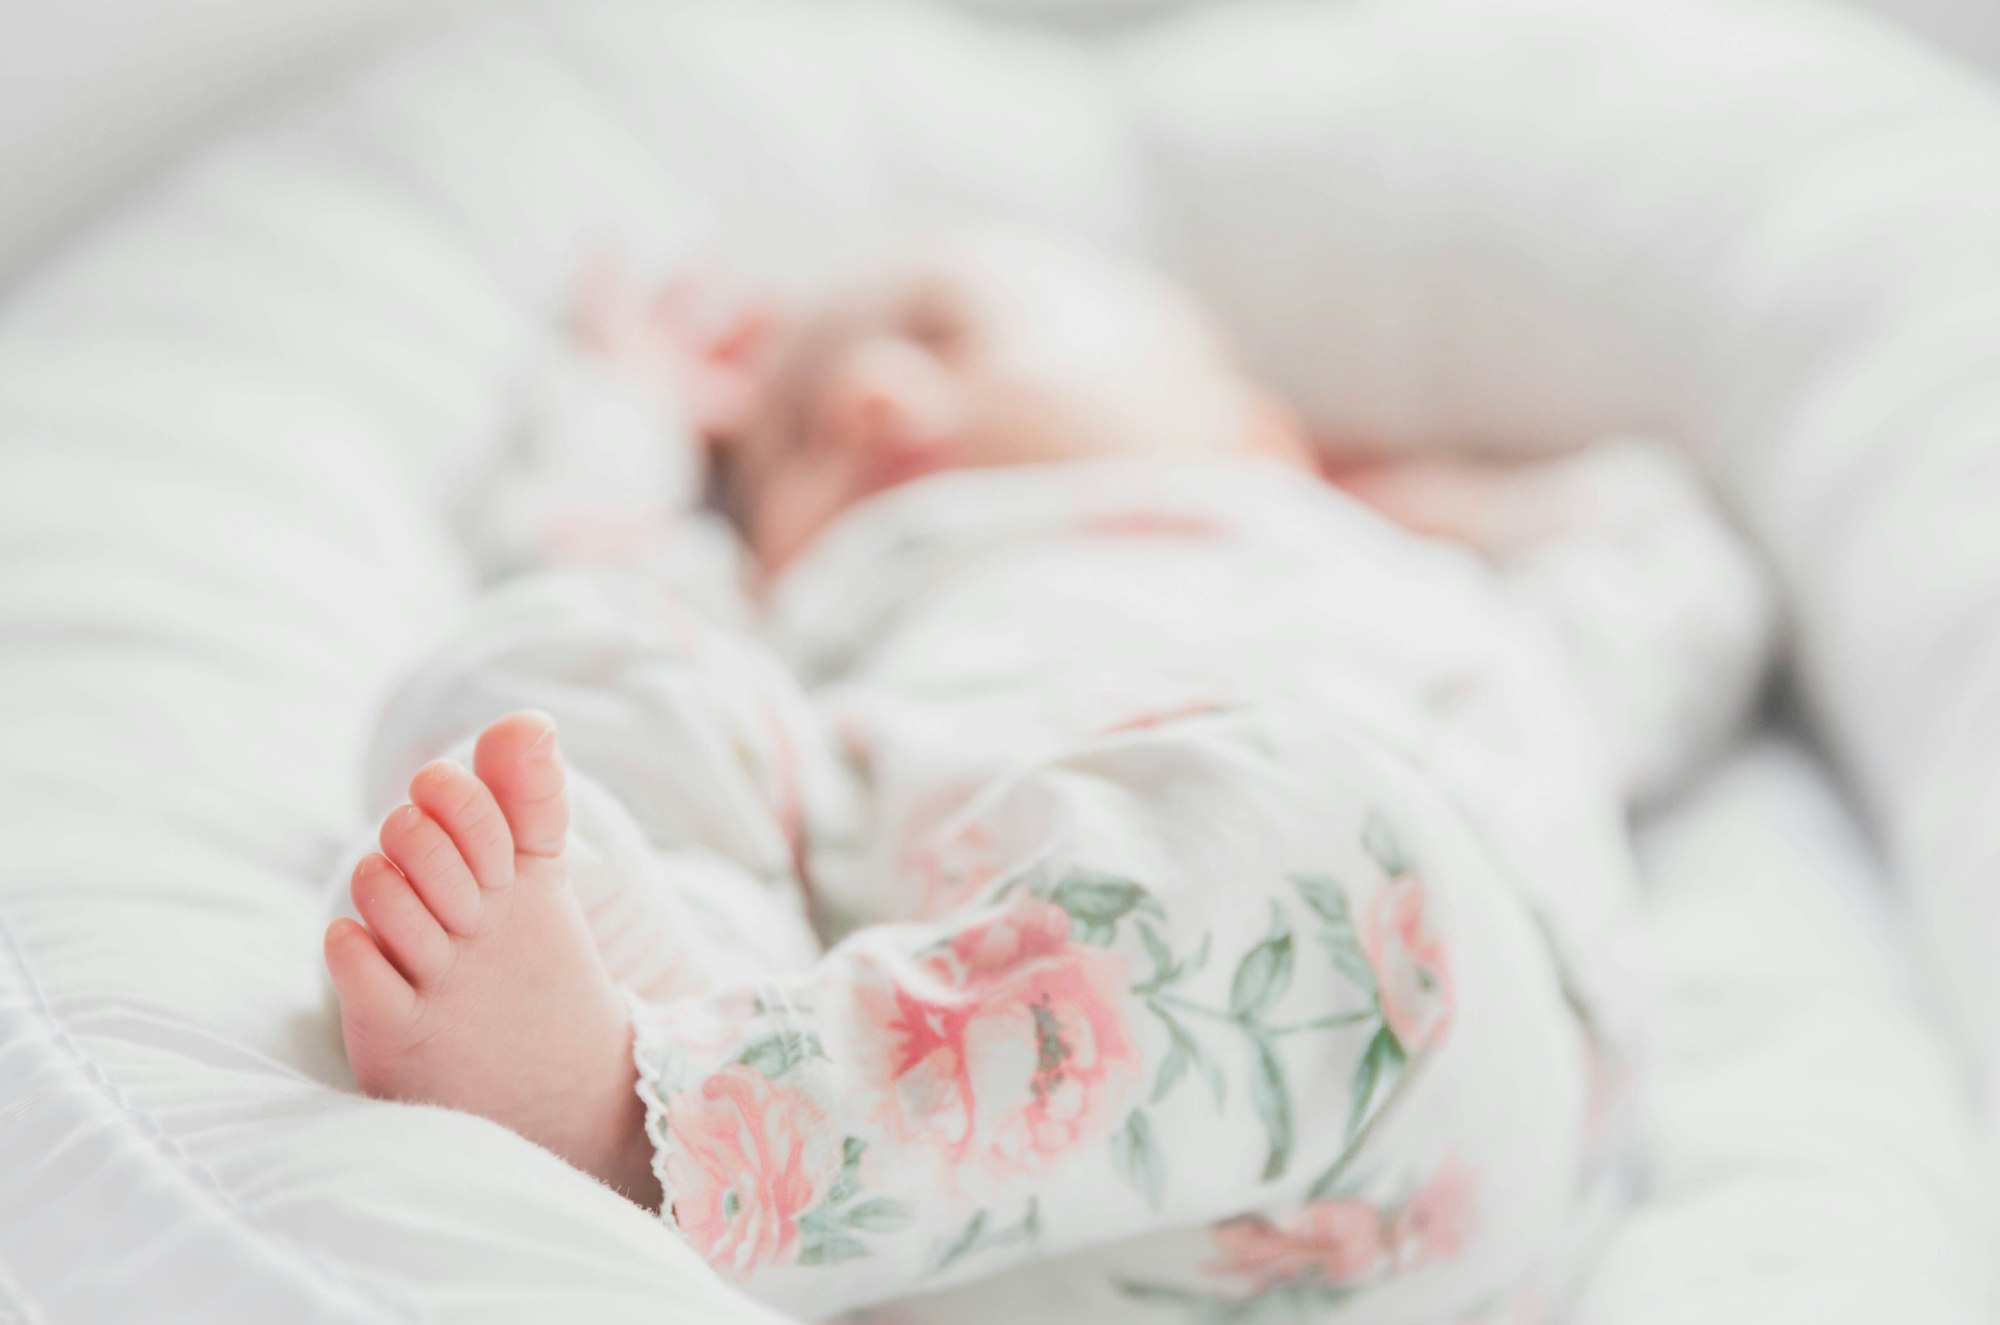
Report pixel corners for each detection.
[1149,1159,1479,1312]
[1362,870,1454,1050]
[856,893,1138,1181]
[1390,1158,1478,1269]
[1207,1199,1386,1290]
[662,1063,841,1277]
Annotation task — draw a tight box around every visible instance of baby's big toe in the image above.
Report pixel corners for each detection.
[473,712,571,860]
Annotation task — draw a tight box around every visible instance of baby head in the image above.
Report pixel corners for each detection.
[692,228,1305,567]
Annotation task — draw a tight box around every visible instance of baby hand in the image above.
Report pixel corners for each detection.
[569,250,779,445]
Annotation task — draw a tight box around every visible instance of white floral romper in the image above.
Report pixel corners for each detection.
[366,450,1768,1325]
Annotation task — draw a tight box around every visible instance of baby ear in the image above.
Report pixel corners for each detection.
[646,279,783,448]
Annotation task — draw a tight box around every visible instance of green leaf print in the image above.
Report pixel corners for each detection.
[1361,811,1411,876]
[797,1233,870,1266]
[928,1200,1041,1277]
[1303,1152,1372,1205]
[1348,1023,1407,1139]
[1049,872,1159,937]
[1147,1002,1227,1108]
[1152,1032,1191,1103]
[1292,872,1376,994]
[932,1211,988,1275]
[737,1030,826,1079]
[1265,1281,1363,1319]
[1304,1158,1346,1204]
[1110,1108,1167,1209]
[1228,932,1295,1022]
[1021,1197,1042,1244]
[1319,931,1378,994]
[844,1198,915,1233]
[1133,920,1181,995]
[790,1136,908,1267]
[1248,1032,1293,1182]
[1288,872,1351,927]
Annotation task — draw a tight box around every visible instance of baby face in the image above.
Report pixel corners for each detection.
[725,229,1297,568]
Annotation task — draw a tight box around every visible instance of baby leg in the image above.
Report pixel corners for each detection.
[632,702,1598,1320]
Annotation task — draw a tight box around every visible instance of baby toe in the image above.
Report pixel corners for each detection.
[380,799,484,931]
[350,854,453,987]
[409,758,515,891]
[473,712,571,860]
[324,916,415,1025]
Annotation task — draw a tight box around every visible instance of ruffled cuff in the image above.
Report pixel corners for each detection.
[625,988,682,1232]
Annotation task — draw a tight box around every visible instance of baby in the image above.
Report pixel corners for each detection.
[325,229,1768,1323]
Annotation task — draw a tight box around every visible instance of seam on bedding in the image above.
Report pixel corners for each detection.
[0,914,416,1325]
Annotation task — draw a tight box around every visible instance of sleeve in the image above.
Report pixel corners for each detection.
[1334,436,1776,805]
[458,332,726,589]
[1478,439,1777,806]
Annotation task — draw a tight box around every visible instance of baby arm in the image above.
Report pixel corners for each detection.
[1339,439,1776,806]
[463,256,769,588]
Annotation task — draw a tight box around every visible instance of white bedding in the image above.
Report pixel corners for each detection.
[0,1,1995,1321]
[1586,742,1985,1324]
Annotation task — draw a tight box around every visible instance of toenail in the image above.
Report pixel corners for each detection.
[400,805,425,826]
[529,726,557,757]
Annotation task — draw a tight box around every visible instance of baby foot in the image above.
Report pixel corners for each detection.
[324,711,662,1206]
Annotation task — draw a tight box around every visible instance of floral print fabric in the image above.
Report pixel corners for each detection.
[561,463,1634,1321]
[630,689,1597,1324]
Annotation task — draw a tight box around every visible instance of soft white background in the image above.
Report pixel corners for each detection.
[1,0,1996,291]
[0,1,1995,1321]
[0,0,456,288]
